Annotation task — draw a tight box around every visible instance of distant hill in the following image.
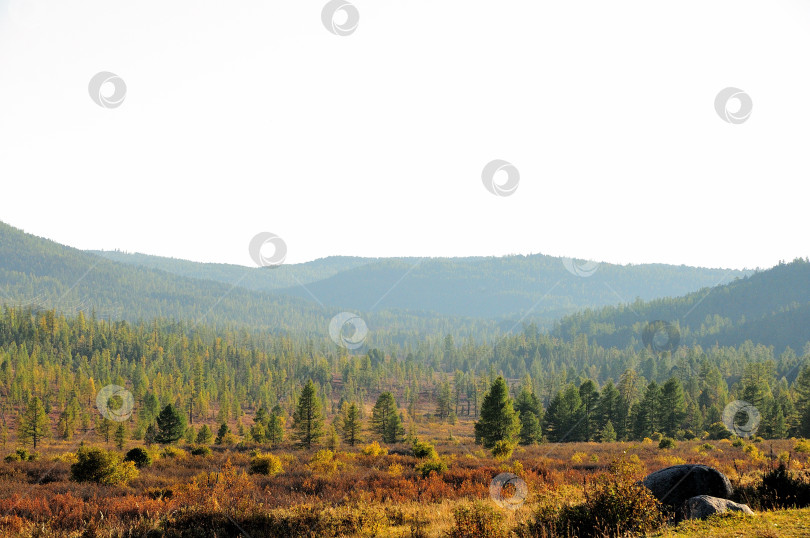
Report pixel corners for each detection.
[0,221,492,344]
[91,249,752,322]
[554,258,810,353]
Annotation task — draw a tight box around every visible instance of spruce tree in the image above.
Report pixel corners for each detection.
[371,392,403,443]
[515,387,543,445]
[155,404,186,444]
[292,380,324,448]
[342,402,362,447]
[474,376,521,448]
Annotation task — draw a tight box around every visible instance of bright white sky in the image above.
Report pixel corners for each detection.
[1,1,809,269]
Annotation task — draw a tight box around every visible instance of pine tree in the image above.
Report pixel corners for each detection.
[372,392,403,443]
[579,380,600,442]
[544,384,584,442]
[436,382,453,421]
[267,411,285,445]
[342,402,362,447]
[196,424,214,444]
[18,396,50,449]
[292,380,324,448]
[114,422,127,450]
[97,418,114,444]
[155,404,186,444]
[515,387,543,445]
[474,376,521,448]
[215,422,230,444]
[144,423,158,445]
[659,378,687,438]
[600,420,617,442]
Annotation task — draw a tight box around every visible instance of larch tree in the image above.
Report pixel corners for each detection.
[18,396,50,449]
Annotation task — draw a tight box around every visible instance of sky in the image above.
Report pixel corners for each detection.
[1,0,809,270]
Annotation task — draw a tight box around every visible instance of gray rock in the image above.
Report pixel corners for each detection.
[642,464,732,510]
[682,495,754,520]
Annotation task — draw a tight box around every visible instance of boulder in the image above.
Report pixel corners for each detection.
[682,495,754,520]
[642,464,732,510]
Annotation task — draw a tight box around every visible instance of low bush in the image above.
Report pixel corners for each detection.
[124,447,152,468]
[4,449,38,462]
[520,459,664,537]
[190,445,212,457]
[70,447,139,485]
[794,439,810,453]
[737,462,810,510]
[448,501,508,538]
[361,442,387,457]
[412,440,438,460]
[249,452,283,476]
[658,438,677,450]
[415,459,448,478]
[491,440,514,461]
[160,446,187,459]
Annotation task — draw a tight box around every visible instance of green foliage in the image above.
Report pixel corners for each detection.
[215,423,230,445]
[196,424,214,445]
[515,388,543,445]
[155,404,186,444]
[707,422,733,440]
[249,452,283,476]
[17,396,50,449]
[412,440,438,459]
[658,437,677,449]
[415,459,448,478]
[342,403,362,447]
[124,447,152,468]
[190,445,212,457]
[491,440,514,461]
[371,392,403,444]
[5,448,38,462]
[71,446,139,485]
[292,380,324,449]
[474,377,521,448]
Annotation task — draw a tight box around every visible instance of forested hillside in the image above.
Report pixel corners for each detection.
[2,304,809,448]
[555,258,810,353]
[0,221,496,344]
[92,247,752,321]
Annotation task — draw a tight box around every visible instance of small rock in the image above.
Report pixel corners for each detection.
[682,495,755,520]
[642,464,732,510]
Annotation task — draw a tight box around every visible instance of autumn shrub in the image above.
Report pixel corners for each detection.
[737,462,810,510]
[5,448,38,462]
[448,501,508,538]
[491,440,514,461]
[70,446,139,485]
[124,447,152,468]
[161,446,187,460]
[521,459,664,537]
[361,441,388,457]
[415,459,448,478]
[707,422,733,440]
[412,440,438,460]
[309,449,340,475]
[51,452,78,464]
[250,452,283,476]
[794,439,810,453]
[658,438,677,450]
[190,445,212,457]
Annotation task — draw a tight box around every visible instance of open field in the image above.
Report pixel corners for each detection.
[1,426,809,537]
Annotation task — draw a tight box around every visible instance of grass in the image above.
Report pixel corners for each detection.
[660,508,810,537]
